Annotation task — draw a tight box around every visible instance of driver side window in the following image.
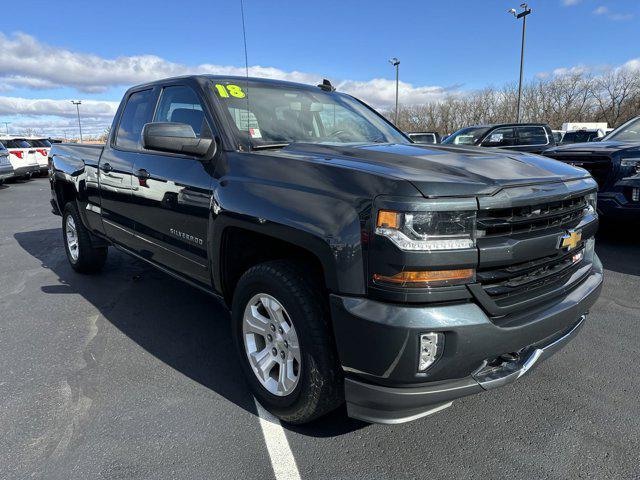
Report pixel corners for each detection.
[154,86,212,140]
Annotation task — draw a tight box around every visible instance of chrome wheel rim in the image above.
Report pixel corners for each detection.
[65,215,79,262]
[242,293,301,397]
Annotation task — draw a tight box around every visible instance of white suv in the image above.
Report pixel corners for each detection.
[26,137,53,174]
[0,137,40,179]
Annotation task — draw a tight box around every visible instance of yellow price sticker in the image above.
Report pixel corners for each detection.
[213,83,246,98]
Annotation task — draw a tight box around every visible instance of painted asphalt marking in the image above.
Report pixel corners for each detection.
[254,399,301,480]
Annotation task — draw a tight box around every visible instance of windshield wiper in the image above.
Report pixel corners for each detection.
[251,143,290,150]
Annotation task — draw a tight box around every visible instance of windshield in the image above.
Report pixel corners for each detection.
[212,81,408,148]
[605,117,640,142]
[442,127,490,145]
[409,133,436,144]
[561,131,600,144]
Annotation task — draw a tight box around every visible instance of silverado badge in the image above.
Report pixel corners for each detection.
[558,229,582,252]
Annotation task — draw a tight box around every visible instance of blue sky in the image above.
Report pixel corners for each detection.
[0,0,638,136]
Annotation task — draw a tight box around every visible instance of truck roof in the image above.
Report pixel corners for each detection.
[127,74,332,92]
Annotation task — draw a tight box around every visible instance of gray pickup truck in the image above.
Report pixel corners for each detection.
[49,75,603,424]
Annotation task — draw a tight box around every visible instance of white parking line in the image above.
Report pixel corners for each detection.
[254,399,302,480]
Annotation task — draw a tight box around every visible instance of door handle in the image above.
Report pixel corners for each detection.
[101,162,113,173]
[136,168,151,180]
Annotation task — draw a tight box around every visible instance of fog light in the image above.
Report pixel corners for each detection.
[632,188,639,202]
[419,332,443,372]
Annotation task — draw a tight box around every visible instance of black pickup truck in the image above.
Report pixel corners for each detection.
[544,116,640,219]
[49,75,603,425]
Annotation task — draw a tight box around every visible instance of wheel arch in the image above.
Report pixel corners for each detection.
[211,218,342,305]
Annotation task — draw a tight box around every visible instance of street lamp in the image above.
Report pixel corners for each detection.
[71,100,83,143]
[508,3,532,123]
[389,57,400,125]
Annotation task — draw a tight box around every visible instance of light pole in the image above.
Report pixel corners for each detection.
[71,101,83,143]
[2,122,9,135]
[508,3,532,123]
[389,57,400,125]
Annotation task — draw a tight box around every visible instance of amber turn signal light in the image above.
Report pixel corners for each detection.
[376,210,399,229]
[373,269,475,287]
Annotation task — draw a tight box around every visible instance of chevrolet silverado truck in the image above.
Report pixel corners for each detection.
[49,75,603,424]
[544,116,640,219]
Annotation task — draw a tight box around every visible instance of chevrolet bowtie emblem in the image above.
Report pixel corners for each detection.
[558,229,582,251]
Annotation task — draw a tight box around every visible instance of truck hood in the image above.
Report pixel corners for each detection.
[545,140,640,155]
[279,142,590,197]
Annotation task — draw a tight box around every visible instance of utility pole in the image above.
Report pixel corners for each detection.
[71,101,83,143]
[508,4,532,123]
[389,57,400,125]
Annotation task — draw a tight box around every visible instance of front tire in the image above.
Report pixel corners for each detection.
[62,202,107,273]
[232,260,343,424]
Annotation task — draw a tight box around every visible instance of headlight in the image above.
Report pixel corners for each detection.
[375,209,476,251]
[585,192,597,215]
[620,158,640,173]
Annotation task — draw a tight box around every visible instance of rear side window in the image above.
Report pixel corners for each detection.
[154,85,211,139]
[116,89,156,151]
[482,127,515,147]
[516,126,549,146]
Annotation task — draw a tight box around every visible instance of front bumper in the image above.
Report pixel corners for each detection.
[331,255,603,424]
[598,176,640,218]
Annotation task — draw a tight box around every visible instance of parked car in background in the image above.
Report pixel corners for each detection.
[50,75,602,425]
[544,115,640,218]
[0,142,14,184]
[552,130,564,143]
[0,137,39,180]
[26,137,53,175]
[406,131,440,144]
[559,129,604,145]
[442,123,556,154]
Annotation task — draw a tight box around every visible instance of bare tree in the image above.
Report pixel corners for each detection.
[387,69,640,134]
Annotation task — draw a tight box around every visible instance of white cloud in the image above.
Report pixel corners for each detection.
[562,0,582,6]
[622,58,640,71]
[0,96,118,136]
[0,32,448,108]
[552,65,590,76]
[0,96,118,119]
[593,5,634,20]
[0,32,454,136]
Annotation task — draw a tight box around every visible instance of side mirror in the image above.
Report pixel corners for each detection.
[142,122,214,157]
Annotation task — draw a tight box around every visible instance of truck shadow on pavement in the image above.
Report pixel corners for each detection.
[594,220,640,277]
[15,228,366,438]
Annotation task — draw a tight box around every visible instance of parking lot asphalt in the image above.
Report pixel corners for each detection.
[1,177,639,480]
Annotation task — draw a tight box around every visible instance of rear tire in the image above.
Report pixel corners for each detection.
[232,260,343,424]
[62,202,107,273]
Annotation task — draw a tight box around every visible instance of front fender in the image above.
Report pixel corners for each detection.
[211,178,369,296]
